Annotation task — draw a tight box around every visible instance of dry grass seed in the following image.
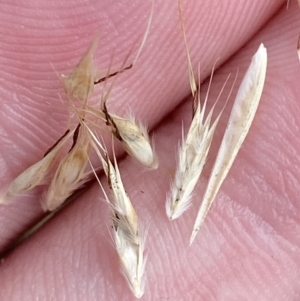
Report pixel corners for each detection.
[62,34,100,102]
[1,129,74,203]
[190,44,268,245]
[42,123,91,211]
[85,126,146,298]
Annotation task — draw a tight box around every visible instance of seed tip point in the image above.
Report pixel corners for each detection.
[189,229,198,246]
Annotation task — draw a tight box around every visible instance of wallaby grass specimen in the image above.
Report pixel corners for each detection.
[0,1,269,299]
[190,44,268,245]
[1,0,154,208]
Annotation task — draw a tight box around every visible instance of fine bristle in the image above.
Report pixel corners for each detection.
[297,35,300,63]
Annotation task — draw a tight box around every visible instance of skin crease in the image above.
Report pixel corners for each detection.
[0,0,300,300]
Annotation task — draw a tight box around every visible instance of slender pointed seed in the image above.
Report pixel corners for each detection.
[190,44,268,245]
[42,125,91,211]
[1,129,74,203]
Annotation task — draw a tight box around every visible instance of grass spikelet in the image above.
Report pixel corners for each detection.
[166,65,231,220]
[87,130,146,298]
[42,123,91,211]
[190,44,268,245]
[166,0,230,220]
[62,34,100,102]
[93,0,154,86]
[93,1,157,169]
[104,105,158,169]
[1,129,73,204]
[87,62,158,169]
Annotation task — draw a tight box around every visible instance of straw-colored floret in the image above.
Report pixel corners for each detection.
[62,34,99,102]
[105,152,145,298]
[87,127,146,298]
[42,124,91,211]
[190,43,268,245]
[107,112,158,169]
[1,129,73,203]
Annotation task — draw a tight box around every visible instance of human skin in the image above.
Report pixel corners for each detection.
[0,0,299,300]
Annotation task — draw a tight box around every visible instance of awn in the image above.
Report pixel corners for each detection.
[297,35,300,62]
